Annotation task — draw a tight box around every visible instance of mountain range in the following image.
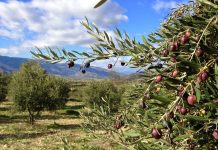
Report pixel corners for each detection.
[0,55,121,79]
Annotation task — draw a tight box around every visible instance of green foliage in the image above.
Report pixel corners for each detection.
[0,72,10,101]
[31,0,218,149]
[82,80,122,112]
[44,76,70,110]
[68,80,87,101]
[8,61,69,124]
[8,61,47,112]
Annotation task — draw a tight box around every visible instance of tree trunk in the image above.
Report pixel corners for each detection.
[27,107,34,125]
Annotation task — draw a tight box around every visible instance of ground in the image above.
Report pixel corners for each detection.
[0,100,120,150]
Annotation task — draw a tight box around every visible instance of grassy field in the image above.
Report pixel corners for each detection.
[0,100,120,150]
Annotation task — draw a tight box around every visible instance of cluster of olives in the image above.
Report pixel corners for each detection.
[67,60,90,74]
[107,62,125,69]
[149,30,216,149]
[67,60,126,74]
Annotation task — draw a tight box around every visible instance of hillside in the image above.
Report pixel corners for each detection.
[0,55,120,79]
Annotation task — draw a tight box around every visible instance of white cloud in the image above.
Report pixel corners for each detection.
[0,48,9,55]
[0,0,128,55]
[0,28,22,39]
[152,0,177,12]
[0,47,20,55]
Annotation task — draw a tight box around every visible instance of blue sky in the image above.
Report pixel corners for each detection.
[0,0,188,72]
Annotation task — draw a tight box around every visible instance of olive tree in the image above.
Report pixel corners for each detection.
[32,0,218,149]
[83,80,122,112]
[8,61,48,124]
[8,61,69,124]
[44,75,70,111]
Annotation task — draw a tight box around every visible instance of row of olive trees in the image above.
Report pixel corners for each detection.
[1,61,124,125]
[1,61,70,124]
[0,72,10,101]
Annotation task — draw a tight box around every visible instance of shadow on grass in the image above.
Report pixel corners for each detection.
[0,131,57,140]
[64,104,84,110]
[0,114,10,119]
[68,98,83,102]
[0,107,11,112]
[0,115,23,124]
[0,114,80,124]
[47,123,81,130]
[38,113,80,120]
[0,104,83,124]
[58,105,83,116]
[65,110,80,116]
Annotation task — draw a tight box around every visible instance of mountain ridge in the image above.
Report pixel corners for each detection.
[0,55,121,79]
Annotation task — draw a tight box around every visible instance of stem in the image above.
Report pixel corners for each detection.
[113,57,119,66]
[143,80,155,96]
[216,123,218,130]
[205,59,216,68]
[189,16,215,61]
[156,83,191,124]
[109,136,134,150]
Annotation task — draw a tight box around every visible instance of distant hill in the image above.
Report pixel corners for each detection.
[0,55,121,79]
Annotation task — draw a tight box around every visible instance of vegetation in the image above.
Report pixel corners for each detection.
[0,100,119,150]
[0,77,125,149]
[82,80,122,112]
[8,61,69,124]
[45,75,70,111]
[0,72,10,101]
[32,0,218,149]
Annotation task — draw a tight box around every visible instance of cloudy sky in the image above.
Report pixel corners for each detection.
[0,0,188,72]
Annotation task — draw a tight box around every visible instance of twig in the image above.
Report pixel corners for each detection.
[189,16,215,61]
